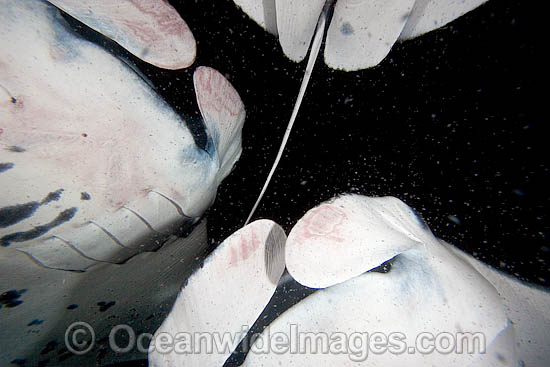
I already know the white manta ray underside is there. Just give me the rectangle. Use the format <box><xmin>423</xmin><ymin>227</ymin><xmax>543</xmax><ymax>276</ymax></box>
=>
<box><xmin>150</xmin><ymin>194</ymin><xmax>550</xmax><ymax>367</ymax></box>
<box><xmin>0</xmin><ymin>0</ymin><xmax>246</xmax><ymax>365</ymax></box>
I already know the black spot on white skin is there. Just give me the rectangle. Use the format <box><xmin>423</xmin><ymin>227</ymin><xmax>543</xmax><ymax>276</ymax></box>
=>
<box><xmin>0</xmin><ymin>202</ymin><xmax>40</xmax><ymax>228</ymax></box>
<box><xmin>1</xmin><ymin>82</ymin><xmax>17</xmax><ymax>104</ymax></box>
<box><xmin>41</xmin><ymin>189</ymin><xmax>64</xmax><ymax>204</ymax></box>
<box><xmin>66</xmin><ymin>304</ymin><xmax>78</xmax><ymax>310</ymax></box>
<box><xmin>10</xmin><ymin>359</ymin><xmax>25</xmax><ymax>366</ymax></box>
<box><xmin>368</xmin><ymin>256</ymin><xmax>396</xmax><ymax>274</ymax></box>
<box><xmin>80</xmin><ymin>192</ymin><xmax>91</xmax><ymax>200</ymax></box>
<box><xmin>27</xmin><ymin>319</ymin><xmax>44</xmax><ymax>326</ymax></box>
<box><xmin>1</xmin><ymin>207</ymin><xmax>77</xmax><ymax>246</ymax></box>
<box><xmin>0</xmin><ymin>289</ymin><xmax>27</xmax><ymax>309</ymax></box>
<box><xmin>0</xmin><ymin>162</ymin><xmax>14</xmax><ymax>173</ymax></box>
<box><xmin>6</xmin><ymin>146</ymin><xmax>25</xmax><ymax>153</ymax></box>
<box><xmin>97</xmin><ymin>301</ymin><xmax>116</xmax><ymax>312</ymax></box>
<box><xmin>0</xmin><ymin>189</ymin><xmax>64</xmax><ymax>229</ymax></box>
<box><xmin>40</xmin><ymin>340</ymin><xmax>58</xmax><ymax>355</ymax></box>
<box><xmin>340</xmin><ymin>22</ymin><xmax>354</xmax><ymax>35</ymax></box>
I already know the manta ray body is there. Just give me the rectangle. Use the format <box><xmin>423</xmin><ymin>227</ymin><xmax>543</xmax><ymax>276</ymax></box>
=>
<box><xmin>0</xmin><ymin>0</ymin><xmax>245</xmax><ymax>365</ymax></box>
<box><xmin>150</xmin><ymin>195</ymin><xmax>550</xmax><ymax>367</ymax></box>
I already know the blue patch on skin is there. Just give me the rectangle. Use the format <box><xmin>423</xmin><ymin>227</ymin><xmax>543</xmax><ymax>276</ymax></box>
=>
<box><xmin>0</xmin><ymin>289</ymin><xmax>27</xmax><ymax>309</ymax></box>
<box><xmin>340</xmin><ymin>22</ymin><xmax>354</xmax><ymax>36</ymax></box>
<box><xmin>49</xmin><ymin>7</ymin><xmax>83</xmax><ymax>62</ymax></box>
<box><xmin>27</xmin><ymin>319</ymin><xmax>44</xmax><ymax>326</ymax></box>
<box><xmin>410</xmin><ymin>207</ymin><xmax>429</xmax><ymax>230</ymax></box>
<box><xmin>184</xmin><ymin>115</ymin><xmax>209</xmax><ymax>152</ymax></box>
<box><xmin>0</xmin><ymin>162</ymin><xmax>14</xmax><ymax>173</ymax></box>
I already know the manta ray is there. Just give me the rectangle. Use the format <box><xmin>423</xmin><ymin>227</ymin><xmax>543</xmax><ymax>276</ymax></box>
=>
<box><xmin>230</xmin><ymin>0</ymin><xmax>492</xmax><ymax>224</ymax></box>
<box><xmin>0</xmin><ymin>0</ymin><xmax>245</xmax><ymax>365</ymax></box>
<box><xmin>149</xmin><ymin>194</ymin><xmax>550</xmax><ymax>366</ymax></box>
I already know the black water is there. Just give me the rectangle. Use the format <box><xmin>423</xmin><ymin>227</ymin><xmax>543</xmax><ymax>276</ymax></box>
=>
<box><xmin>46</xmin><ymin>0</ymin><xmax>547</xmax><ymax>365</ymax></box>
<box><xmin>160</xmin><ymin>0</ymin><xmax>546</xmax><ymax>286</ymax></box>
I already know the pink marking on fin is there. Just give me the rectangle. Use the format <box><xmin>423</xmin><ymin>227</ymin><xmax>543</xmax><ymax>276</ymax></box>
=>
<box><xmin>229</xmin><ymin>246</ymin><xmax>238</xmax><ymax>266</ymax></box>
<box><xmin>194</xmin><ymin>67</ymin><xmax>242</xmax><ymax>120</ymax></box>
<box><xmin>193</xmin><ymin>66</ymin><xmax>245</xmax><ymax>170</ymax></box>
<box><xmin>47</xmin><ymin>0</ymin><xmax>196</xmax><ymax>69</ymax></box>
<box><xmin>297</xmin><ymin>204</ymin><xmax>347</xmax><ymax>244</ymax></box>
<box><xmin>228</xmin><ymin>231</ymin><xmax>260</xmax><ymax>267</ymax></box>
<box><xmin>240</xmin><ymin>232</ymin><xmax>260</xmax><ymax>262</ymax></box>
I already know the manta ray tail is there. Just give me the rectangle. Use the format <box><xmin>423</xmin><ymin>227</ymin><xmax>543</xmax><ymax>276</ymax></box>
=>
<box><xmin>244</xmin><ymin>1</ymin><xmax>334</xmax><ymax>226</ymax></box>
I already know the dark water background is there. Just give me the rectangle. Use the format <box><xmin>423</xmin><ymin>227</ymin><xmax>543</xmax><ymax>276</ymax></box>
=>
<box><xmin>103</xmin><ymin>0</ymin><xmax>544</xmax><ymax>366</ymax></box>
<box><xmin>3</xmin><ymin>1</ymin><xmax>543</xmax><ymax>367</ymax></box>
<box><xmin>146</xmin><ymin>0</ymin><xmax>547</xmax><ymax>286</ymax></box>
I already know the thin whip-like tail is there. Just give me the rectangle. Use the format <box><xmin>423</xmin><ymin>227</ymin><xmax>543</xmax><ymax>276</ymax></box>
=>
<box><xmin>245</xmin><ymin>0</ymin><xmax>335</xmax><ymax>225</ymax></box>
